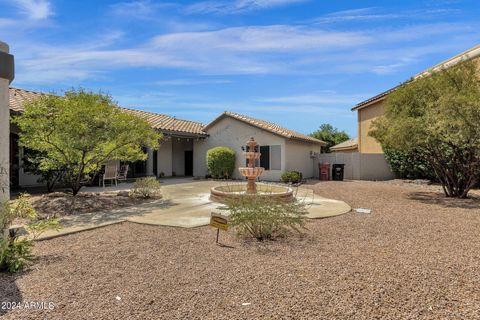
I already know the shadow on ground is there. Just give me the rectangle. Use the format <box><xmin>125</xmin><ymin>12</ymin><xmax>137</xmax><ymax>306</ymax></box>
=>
<box><xmin>31</xmin><ymin>193</ymin><xmax>162</xmax><ymax>217</ymax></box>
<box><xmin>407</xmin><ymin>191</ymin><xmax>480</xmax><ymax>209</ymax></box>
<box><xmin>56</xmin><ymin>199</ymin><xmax>176</xmax><ymax>228</ymax></box>
<box><xmin>0</xmin><ymin>274</ymin><xmax>22</xmax><ymax>316</ymax></box>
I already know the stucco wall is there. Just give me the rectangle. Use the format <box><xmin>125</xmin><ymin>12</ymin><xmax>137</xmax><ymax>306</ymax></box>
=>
<box><xmin>194</xmin><ymin>117</ymin><xmax>286</xmax><ymax>181</ymax></box>
<box><xmin>358</xmin><ymin>100</ymin><xmax>384</xmax><ymax>154</ymax></box>
<box><xmin>0</xmin><ymin>42</ymin><xmax>10</xmax><ymax>200</ymax></box>
<box><xmin>318</xmin><ymin>152</ymin><xmax>394</xmax><ymax>180</ymax></box>
<box><xmin>157</xmin><ymin>138</ymin><xmax>172</xmax><ymax>177</ymax></box>
<box><xmin>284</xmin><ymin>140</ymin><xmax>320</xmax><ymax>179</ymax></box>
<box><xmin>172</xmin><ymin>138</ymin><xmax>193</xmax><ymax>176</ymax></box>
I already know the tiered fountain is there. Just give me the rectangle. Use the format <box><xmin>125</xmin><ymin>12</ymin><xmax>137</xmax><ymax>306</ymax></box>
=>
<box><xmin>210</xmin><ymin>137</ymin><xmax>294</xmax><ymax>203</ymax></box>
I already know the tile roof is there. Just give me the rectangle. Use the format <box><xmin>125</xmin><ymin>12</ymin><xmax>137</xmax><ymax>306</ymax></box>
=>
<box><xmin>330</xmin><ymin>137</ymin><xmax>358</xmax><ymax>151</ymax></box>
<box><xmin>352</xmin><ymin>44</ymin><xmax>480</xmax><ymax>111</ymax></box>
<box><xmin>9</xmin><ymin>87</ymin><xmax>49</xmax><ymax>113</ymax></box>
<box><xmin>205</xmin><ymin>111</ymin><xmax>326</xmax><ymax>145</ymax></box>
<box><xmin>8</xmin><ymin>87</ymin><xmax>207</xmax><ymax>137</ymax></box>
<box><xmin>121</xmin><ymin>108</ymin><xmax>206</xmax><ymax>137</ymax></box>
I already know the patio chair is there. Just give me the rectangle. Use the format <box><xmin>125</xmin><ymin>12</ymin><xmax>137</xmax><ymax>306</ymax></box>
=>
<box><xmin>102</xmin><ymin>162</ymin><xmax>118</xmax><ymax>188</ymax></box>
<box><xmin>117</xmin><ymin>164</ymin><xmax>129</xmax><ymax>181</ymax></box>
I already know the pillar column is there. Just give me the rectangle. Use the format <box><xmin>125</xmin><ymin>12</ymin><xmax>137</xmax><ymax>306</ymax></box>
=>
<box><xmin>0</xmin><ymin>41</ymin><xmax>14</xmax><ymax>202</ymax></box>
<box><xmin>146</xmin><ymin>147</ymin><xmax>154</xmax><ymax>176</ymax></box>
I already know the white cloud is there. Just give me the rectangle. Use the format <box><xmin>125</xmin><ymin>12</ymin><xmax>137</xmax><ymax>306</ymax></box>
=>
<box><xmin>257</xmin><ymin>92</ymin><xmax>370</xmax><ymax>105</ymax></box>
<box><xmin>11</xmin><ymin>18</ymin><xmax>478</xmax><ymax>85</ymax></box>
<box><xmin>151</xmin><ymin>25</ymin><xmax>369</xmax><ymax>52</ymax></box>
<box><xmin>13</xmin><ymin>0</ymin><xmax>53</xmax><ymax>20</ymax></box>
<box><xmin>314</xmin><ymin>8</ymin><xmax>400</xmax><ymax>24</ymax></box>
<box><xmin>185</xmin><ymin>0</ymin><xmax>307</xmax><ymax>14</ymax></box>
<box><xmin>155</xmin><ymin>79</ymin><xmax>232</xmax><ymax>85</ymax></box>
<box><xmin>109</xmin><ymin>1</ymin><xmax>178</xmax><ymax>18</ymax></box>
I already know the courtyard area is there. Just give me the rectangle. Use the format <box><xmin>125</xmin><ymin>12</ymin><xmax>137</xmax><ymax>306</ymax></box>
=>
<box><xmin>1</xmin><ymin>180</ymin><xmax>480</xmax><ymax>319</ymax></box>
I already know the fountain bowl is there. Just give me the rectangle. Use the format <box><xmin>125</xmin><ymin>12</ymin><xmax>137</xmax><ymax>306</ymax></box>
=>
<box><xmin>210</xmin><ymin>183</ymin><xmax>294</xmax><ymax>203</ymax></box>
<box><xmin>238</xmin><ymin>167</ymin><xmax>264</xmax><ymax>178</ymax></box>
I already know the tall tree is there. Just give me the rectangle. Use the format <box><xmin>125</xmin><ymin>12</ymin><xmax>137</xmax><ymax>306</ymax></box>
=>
<box><xmin>370</xmin><ymin>59</ymin><xmax>480</xmax><ymax>198</ymax></box>
<box><xmin>310</xmin><ymin>124</ymin><xmax>350</xmax><ymax>153</ymax></box>
<box><xmin>13</xmin><ymin>89</ymin><xmax>161</xmax><ymax>195</ymax></box>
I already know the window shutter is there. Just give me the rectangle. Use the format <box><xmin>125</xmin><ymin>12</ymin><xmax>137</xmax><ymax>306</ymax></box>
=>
<box><xmin>260</xmin><ymin>146</ymin><xmax>270</xmax><ymax>170</ymax></box>
<box><xmin>270</xmin><ymin>145</ymin><xmax>281</xmax><ymax>170</ymax></box>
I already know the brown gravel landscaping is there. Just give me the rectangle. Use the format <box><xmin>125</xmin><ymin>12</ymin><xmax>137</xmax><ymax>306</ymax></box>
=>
<box><xmin>28</xmin><ymin>191</ymin><xmax>154</xmax><ymax>217</ymax></box>
<box><xmin>1</xmin><ymin>180</ymin><xmax>480</xmax><ymax>319</ymax></box>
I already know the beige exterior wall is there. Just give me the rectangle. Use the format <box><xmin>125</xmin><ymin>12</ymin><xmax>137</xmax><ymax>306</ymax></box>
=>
<box><xmin>318</xmin><ymin>152</ymin><xmax>394</xmax><ymax>180</ymax></box>
<box><xmin>172</xmin><ymin>138</ymin><xmax>193</xmax><ymax>176</ymax></box>
<box><xmin>284</xmin><ymin>140</ymin><xmax>321</xmax><ymax>179</ymax></box>
<box><xmin>357</xmin><ymin>100</ymin><xmax>384</xmax><ymax>154</ymax></box>
<box><xmin>0</xmin><ymin>42</ymin><xmax>10</xmax><ymax>200</ymax></box>
<box><xmin>157</xmin><ymin>138</ymin><xmax>172</xmax><ymax>177</ymax></box>
<box><xmin>194</xmin><ymin>117</ymin><xmax>286</xmax><ymax>181</ymax></box>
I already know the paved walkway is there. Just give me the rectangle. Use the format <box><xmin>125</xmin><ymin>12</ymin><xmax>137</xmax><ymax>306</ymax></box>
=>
<box><xmin>38</xmin><ymin>179</ymin><xmax>351</xmax><ymax>240</ymax></box>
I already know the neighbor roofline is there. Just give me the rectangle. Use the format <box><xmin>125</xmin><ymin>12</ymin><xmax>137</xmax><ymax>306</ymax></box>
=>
<box><xmin>330</xmin><ymin>145</ymin><xmax>358</xmax><ymax>151</ymax></box>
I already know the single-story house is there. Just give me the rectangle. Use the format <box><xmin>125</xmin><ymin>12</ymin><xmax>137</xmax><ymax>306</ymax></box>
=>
<box><xmin>194</xmin><ymin>111</ymin><xmax>324</xmax><ymax>181</ymax></box>
<box><xmin>8</xmin><ymin>87</ymin><xmax>325</xmax><ymax>188</ymax></box>
<box><xmin>325</xmin><ymin>44</ymin><xmax>480</xmax><ymax>180</ymax></box>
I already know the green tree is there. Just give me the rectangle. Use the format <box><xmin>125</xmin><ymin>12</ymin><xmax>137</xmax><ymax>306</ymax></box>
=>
<box><xmin>310</xmin><ymin>124</ymin><xmax>350</xmax><ymax>153</ymax></box>
<box><xmin>13</xmin><ymin>89</ymin><xmax>161</xmax><ymax>195</ymax></box>
<box><xmin>370</xmin><ymin>59</ymin><xmax>480</xmax><ymax>198</ymax></box>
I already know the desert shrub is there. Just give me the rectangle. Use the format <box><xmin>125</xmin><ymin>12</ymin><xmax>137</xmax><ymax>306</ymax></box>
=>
<box><xmin>281</xmin><ymin>171</ymin><xmax>303</xmax><ymax>184</ymax></box>
<box><xmin>207</xmin><ymin>147</ymin><xmax>236</xmax><ymax>179</ymax></box>
<box><xmin>221</xmin><ymin>196</ymin><xmax>307</xmax><ymax>241</ymax></box>
<box><xmin>130</xmin><ymin>177</ymin><xmax>161</xmax><ymax>198</ymax></box>
<box><xmin>383</xmin><ymin>148</ymin><xmax>436</xmax><ymax>180</ymax></box>
<box><xmin>370</xmin><ymin>60</ymin><xmax>480</xmax><ymax>198</ymax></box>
<box><xmin>0</xmin><ymin>194</ymin><xmax>60</xmax><ymax>273</ymax></box>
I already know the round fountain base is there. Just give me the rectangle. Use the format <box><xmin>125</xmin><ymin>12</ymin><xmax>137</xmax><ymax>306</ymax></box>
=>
<box><xmin>210</xmin><ymin>183</ymin><xmax>294</xmax><ymax>203</ymax></box>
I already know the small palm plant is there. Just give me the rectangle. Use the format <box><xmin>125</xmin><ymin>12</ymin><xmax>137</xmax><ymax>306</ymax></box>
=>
<box><xmin>221</xmin><ymin>196</ymin><xmax>308</xmax><ymax>241</ymax></box>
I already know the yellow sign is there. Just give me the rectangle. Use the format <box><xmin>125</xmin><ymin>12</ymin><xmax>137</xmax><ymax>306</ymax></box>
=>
<box><xmin>210</xmin><ymin>213</ymin><xmax>229</xmax><ymax>231</ymax></box>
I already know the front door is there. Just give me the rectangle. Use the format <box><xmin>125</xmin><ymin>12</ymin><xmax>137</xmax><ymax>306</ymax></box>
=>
<box><xmin>184</xmin><ymin>150</ymin><xmax>193</xmax><ymax>176</ymax></box>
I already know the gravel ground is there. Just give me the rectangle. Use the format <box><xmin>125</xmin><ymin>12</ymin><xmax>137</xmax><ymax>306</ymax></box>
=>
<box><xmin>29</xmin><ymin>192</ymin><xmax>154</xmax><ymax>217</ymax></box>
<box><xmin>1</xmin><ymin>180</ymin><xmax>480</xmax><ymax>319</ymax></box>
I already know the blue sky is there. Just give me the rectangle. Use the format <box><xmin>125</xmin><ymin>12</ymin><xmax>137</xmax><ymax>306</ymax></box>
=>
<box><xmin>1</xmin><ymin>0</ymin><xmax>479</xmax><ymax>136</ymax></box>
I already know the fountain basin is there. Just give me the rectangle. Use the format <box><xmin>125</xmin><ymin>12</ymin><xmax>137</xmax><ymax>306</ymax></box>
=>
<box><xmin>210</xmin><ymin>183</ymin><xmax>294</xmax><ymax>203</ymax></box>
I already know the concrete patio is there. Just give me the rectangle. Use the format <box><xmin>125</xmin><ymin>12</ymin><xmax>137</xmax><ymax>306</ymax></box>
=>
<box><xmin>37</xmin><ymin>178</ymin><xmax>351</xmax><ymax>239</ymax></box>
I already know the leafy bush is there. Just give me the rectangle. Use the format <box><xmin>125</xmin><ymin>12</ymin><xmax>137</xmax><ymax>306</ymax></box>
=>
<box><xmin>207</xmin><ymin>147</ymin><xmax>236</xmax><ymax>179</ymax></box>
<box><xmin>383</xmin><ymin>148</ymin><xmax>436</xmax><ymax>180</ymax></box>
<box><xmin>281</xmin><ymin>171</ymin><xmax>303</xmax><ymax>184</ymax></box>
<box><xmin>221</xmin><ymin>196</ymin><xmax>307</xmax><ymax>241</ymax></box>
<box><xmin>130</xmin><ymin>177</ymin><xmax>161</xmax><ymax>198</ymax></box>
<box><xmin>0</xmin><ymin>194</ymin><xmax>60</xmax><ymax>273</ymax></box>
<box><xmin>2</xmin><ymin>239</ymin><xmax>33</xmax><ymax>273</ymax></box>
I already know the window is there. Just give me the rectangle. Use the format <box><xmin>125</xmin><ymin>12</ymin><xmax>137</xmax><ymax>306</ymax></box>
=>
<box><xmin>258</xmin><ymin>145</ymin><xmax>281</xmax><ymax>171</ymax></box>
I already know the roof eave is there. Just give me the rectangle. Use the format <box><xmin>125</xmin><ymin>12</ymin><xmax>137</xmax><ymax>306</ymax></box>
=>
<box><xmin>351</xmin><ymin>95</ymin><xmax>387</xmax><ymax>111</ymax></box>
<box><xmin>331</xmin><ymin>145</ymin><xmax>358</xmax><ymax>151</ymax></box>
